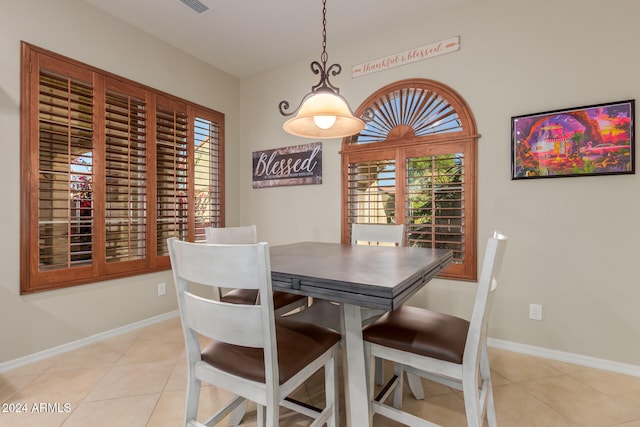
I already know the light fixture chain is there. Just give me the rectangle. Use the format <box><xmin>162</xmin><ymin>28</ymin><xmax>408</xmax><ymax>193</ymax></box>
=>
<box><xmin>279</xmin><ymin>0</ymin><xmax>369</xmax><ymax>138</ymax></box>
<box><xmin>321</xmin><ymin>0</ymin><xmax>328</xmax><ymax>66</ymax></box>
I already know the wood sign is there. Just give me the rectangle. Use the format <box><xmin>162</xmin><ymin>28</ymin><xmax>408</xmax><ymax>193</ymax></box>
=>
<box><xmin>352</xmin><ymin>36</ymin><xmax>460</xmax><ymax>78</ymax></box>
<box><xmin>252</xmin><ymin>142</ymin><xmax>322</xmax><ymax>188</ymax></box>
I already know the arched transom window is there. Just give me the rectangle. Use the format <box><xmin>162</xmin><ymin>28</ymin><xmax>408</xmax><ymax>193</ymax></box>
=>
<box><xmin>341</xmin><ymin>79</ymin><xmax>478</xmax><ymax>280</ymax></box>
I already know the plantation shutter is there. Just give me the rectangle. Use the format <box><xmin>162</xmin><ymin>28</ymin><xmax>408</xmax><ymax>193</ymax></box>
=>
<box><xmin>36</xmin><ymin>62</ymin><xmax>95</xmax><ymax>287</ymax></box>
<box><xmin>193</xmin><ymin>112</ymin><xmax>223</xmax><ymax>243</ymax></box>
<box><xmin>104</xmin><ymin>80</ymin><xmax>148</xmax><ymax>270</ymax></box>
<box><xmin>346</xmin><ymin>156</ymin><xmax>398</xmax><ymax>242</ymax></box>
<box><xmin>21</xmin><ymin>43</ymin><xmax>225</xmax><ymax>293</ymax></box>
<box><xmin>345</xmin><ymin>150</ymin><xmax>467</xmax><ymax>265</ymax></box>
<box><xmin>155</xmin><ymin>100</ymin><xmax>189</xmax><ymax>257</ymax></box>
<box><xmin>405</xmin><ymin>152</ymin><xmax>465</xmax><ymax>264</ymax></box>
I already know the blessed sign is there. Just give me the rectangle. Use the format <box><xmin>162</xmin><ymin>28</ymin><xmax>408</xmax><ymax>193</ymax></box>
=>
<box><xmin>252</xmin><ymin>142</ymin><xmax>322</xmax><ymax>188</ymax></box>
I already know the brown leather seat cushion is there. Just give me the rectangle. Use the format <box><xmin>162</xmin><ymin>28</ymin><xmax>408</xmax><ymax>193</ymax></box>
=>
<box><xmin>363</xmin><ymin>306</ymin><xmax>469</xmax><ymax>364</ymax></box>
<box><xmin>201</xmin><ymin>318</ymin><xmax>340</xmax><ymax>384</ymax></box>
<box><xmin>221</xmin><ymin>289</ymin><xmax>306</xmax><ymax>310</ymax></box>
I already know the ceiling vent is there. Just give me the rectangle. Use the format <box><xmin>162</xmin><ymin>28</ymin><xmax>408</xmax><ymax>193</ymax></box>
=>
<box><xmin>179</xmin><ymin>0</ymin><xmax>211</xmax><ymax>15</ymax></box>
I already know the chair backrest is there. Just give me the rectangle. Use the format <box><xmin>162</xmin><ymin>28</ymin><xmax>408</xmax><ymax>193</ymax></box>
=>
<box><xmin>463</xmin><ymin>231</ymin><xmax>508</xmax><ymax>364</ymax></box>
<box><xmin>205</xmin><ymin>225</ymin><xmax>258</xmax><ymax>244</ymax></box>
<box><xmin>167</xmin><ymin>237</ymin><xmax>279</xmax><ymax>384</ymax></box>
<box><xmin>204</xmin><ymin>225</ymin><xmax>259</xmax><ymax>301</ymax></box>
<box><xmin>351</xmin><ymin>223</ymin><xmax>405</xmax><ymax>246</ymax></box>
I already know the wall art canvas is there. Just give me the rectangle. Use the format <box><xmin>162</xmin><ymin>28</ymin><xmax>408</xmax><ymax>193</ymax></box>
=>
<box><xmin>511</xmin><ymin>100</ymin><xmax>634</xmax><ymax>179</ymax></box>
<box><xmin>252</xmin><ymin>142</ymin><xmax>322</xmax><ymax>188</ymax></box>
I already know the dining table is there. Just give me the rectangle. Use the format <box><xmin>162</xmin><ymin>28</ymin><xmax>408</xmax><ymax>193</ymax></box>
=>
<box><xmin>269</xmin><ymin>241</ymin><xmax>453</xmax><ymax>427</ymax></box>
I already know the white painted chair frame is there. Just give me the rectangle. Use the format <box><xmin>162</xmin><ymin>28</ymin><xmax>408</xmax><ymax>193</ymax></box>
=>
<box><xmin>204</xmin><ymin>224</ymin><xmax>258</xmax><ymax>245</ymax></box>
<box><xmin>204</xmin><ymin>225</ymin><xmax>258</xmax><ymax>303</ymax></box>
<box><xmin>204</xmin><ymin>225</ymin><xmax>308</xmax><ymax>317</ymax></box>
<box><xmin>205</xmin><ymin>225</ymin><xmax>310</xmax><ymax>426</ymax></box>
<box><xmin>350</xmin><ymin>223</ymin><xmax>405</xmax><ymax>247</ymax></box>
<box><xmin>168</xmin><ymin>238</ymin><xmax>338</xmax><ymax>427</ymax></box>
<box><xmin>364</xmin><ymin>231</ymin><xmax>508</xmax><ymax>427</ymax></box>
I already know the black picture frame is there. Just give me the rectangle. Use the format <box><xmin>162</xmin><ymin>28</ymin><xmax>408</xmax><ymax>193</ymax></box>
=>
<box><xmin>511</xmin><ymin>100</ymin><xmax>635</xmax><ymax>179</ymax></box>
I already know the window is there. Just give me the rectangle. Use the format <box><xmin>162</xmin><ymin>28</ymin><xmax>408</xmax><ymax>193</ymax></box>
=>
<box><xmin>20</xmin><ymin>43</ymin><xmax>224</xmax><ymax>293</ymax></box>
<box><xmin>341</xmin><ymin>79</ymin><xmax>478</xmax><ymax>280</ymax></box>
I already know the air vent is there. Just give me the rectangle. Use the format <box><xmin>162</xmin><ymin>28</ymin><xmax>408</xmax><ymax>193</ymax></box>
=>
<box><xmin>180</xmin><ymin>0</ymin><xmax>210</xmax><ymax>14</ymax></box>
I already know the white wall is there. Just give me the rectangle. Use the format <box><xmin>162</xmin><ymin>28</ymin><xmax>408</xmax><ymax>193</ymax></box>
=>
<box><xmin>0</xmin><ymin>0</ymin><xmax>241</xmax><ymax>363</ymax></box>
<box><xmin>240</xmin><ymin>0</ymin><xmax>640</xmax><ymax>366</ymax></box>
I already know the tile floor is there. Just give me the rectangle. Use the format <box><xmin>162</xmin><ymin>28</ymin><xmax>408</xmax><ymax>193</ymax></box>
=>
<box><xmin>1</xmin><ymin>316</ymin><xmax>640</xmax><ymax>426</ymax></box>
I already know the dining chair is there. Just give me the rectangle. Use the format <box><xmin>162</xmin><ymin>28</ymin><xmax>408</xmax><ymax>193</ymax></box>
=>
<box><xmin>205</xmin><ymin>225</ymin><xmax>308</xmax><ymax>316</ymax></box>
<box><xmin>351</xmin><ymin>223</ymin><xmax>405</xmax><ymax>246</ymax></box>
<box><xmin>206</xmin><ymin>225</ymin><xmax>310</xmax><ymax>426</ymax></box>
<box><xmin>362</xmin><ymin>231</ymin><xmax>508</xmax><ymax>427</ymax></box>
<box><xmin>167</xmin><ymin>237</ymin><xmax>340</xmax><ymax>427</ymax></box>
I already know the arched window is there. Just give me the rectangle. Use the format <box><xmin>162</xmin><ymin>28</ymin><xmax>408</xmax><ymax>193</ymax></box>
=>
<box><xmin>341</xmin><ymin>79</ymin><xmax>478</xmax><ymax>280</ymax></box>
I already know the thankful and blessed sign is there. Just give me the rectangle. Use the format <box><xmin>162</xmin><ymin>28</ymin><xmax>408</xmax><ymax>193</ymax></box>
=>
<box><xmin>352</xmin><ymin>36</ymin><xmax>460</xmax><ymax>78</ymax></box>
<box><xmin>252</xmin><ymin>142</ymin><xmax>322</xmax><ymax>188</ymax></box>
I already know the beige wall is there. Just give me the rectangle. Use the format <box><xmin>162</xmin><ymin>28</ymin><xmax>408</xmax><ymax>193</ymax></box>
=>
<box><xmin>0</xmin><ymin>0</ymin><xmax>241</xmax><ymax>363</ymax></box>
<box><xmin>2</xmin><ymin>0</ymin><xmax>639</xmax><ymax>369</ymax></box>
<box><xmin>240</xmin><ymin>0</ymin><xmax>640</xmax><ymax>366</ymax></box>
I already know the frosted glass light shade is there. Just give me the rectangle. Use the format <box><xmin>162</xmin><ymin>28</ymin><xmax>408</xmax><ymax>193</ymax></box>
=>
<box><xmin>283</xmin><ymin>91</ymin><xmax>365</xmax><ymax>139</ymax></box>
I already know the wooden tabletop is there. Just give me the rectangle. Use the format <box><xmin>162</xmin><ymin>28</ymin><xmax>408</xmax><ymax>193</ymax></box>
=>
<box><xmin>269</xmin><ymin>242</ymin><xmax>453</xmax><ymax>311</ymax></box>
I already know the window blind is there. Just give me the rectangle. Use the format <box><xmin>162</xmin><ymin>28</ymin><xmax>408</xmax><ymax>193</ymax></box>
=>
<box><xmin>193</xmin><ymin>116</ymin><xmax>221</xmax><ymax>243</ymax></box>
<box><xmin>21</xmin><ymin>42</ymin><xmax>224</xmax><ymax>293</ymax></box>
<box><xmin>346</xmin><ymin>159</ymin><xmax>397</xmax><ymax>240</ymax></box>
<box><xmin>105</xmin><ymin>86</ymin><xmax>147</xmax><ymax>263</ymax></box>
<box><xmin>155</xmin><ymin>105</ymin><xmax>189</xmax><ymax>257</ymax></box>
<box><xmin>406</xmin><ymin>153</ymin><xmax>465</xmax><ymax>263</ymax></box>
<box><xmin>38</xmin><ymin>69</ymin><xmax>94</xmax><ymax>271</ymax></box>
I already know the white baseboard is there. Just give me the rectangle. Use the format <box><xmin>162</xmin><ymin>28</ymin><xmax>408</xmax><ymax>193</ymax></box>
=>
<box><xmin>488</xmin><ymin>337</ymin><xmax>640</xmax><ymax>378</ymax></box>
<box><xmin>0</xmin><ymin>310</ymin><xmax>179</xmax><ymax>373</ymax></box>
<box><xmin>2</xmin><ymin>313</ymin><xmax>639</xmax><ymax>379</ymax></box>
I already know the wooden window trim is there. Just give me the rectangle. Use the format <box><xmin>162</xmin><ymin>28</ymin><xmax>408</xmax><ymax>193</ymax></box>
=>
<box><xmin>20</xmin><ymin>42</ymin><xmax>225</xmax><ymax>293</ymax></box>
<box><xmin>341</xmin><ymin>78</ymin><xmax>478</xmax><ymax>281</ymax></box>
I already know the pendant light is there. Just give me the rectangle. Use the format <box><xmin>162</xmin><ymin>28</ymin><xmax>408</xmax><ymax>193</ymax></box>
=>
<box><xmin>278</xmin><ymin>0</ymin><xmax>365</xmax><ymax>139</ymax></box>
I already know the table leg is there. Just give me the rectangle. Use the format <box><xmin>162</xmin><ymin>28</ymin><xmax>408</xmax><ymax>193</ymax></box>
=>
<box><xmin>341</xmin><ymin>303</ymin><xmax>371</xmax><ymax>427</ymax></box>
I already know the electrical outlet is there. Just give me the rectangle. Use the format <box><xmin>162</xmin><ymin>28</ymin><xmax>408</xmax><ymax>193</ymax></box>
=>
<box><xmin>157</xmin><ymin>282</ymin><xmax>167</xmax><ymax>296</ymax></box>
<box><xmin>529</xmin><ymin>303</ymin><xmax>542</xmax><ymax>320</ymax></box>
